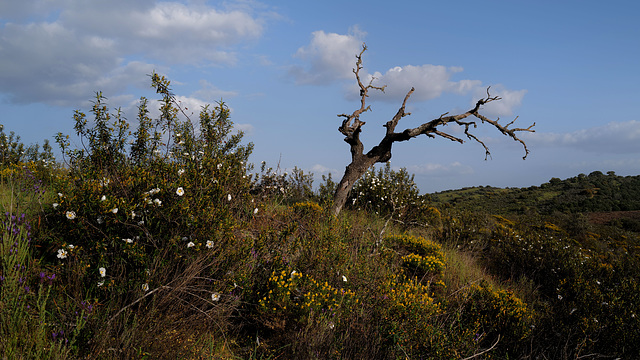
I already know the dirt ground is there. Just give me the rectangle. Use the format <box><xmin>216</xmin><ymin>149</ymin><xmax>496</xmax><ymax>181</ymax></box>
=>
<box><xmin>588</xmin><ymin>210</ymin><xmax>640</xmax><ymax>225</ymax></box>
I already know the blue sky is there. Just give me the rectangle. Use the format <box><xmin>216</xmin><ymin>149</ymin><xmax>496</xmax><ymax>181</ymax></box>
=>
<box><xmin>1</xmin><ymin>0</ymin><xmax>639</xmax><ymax>193</ymax></box>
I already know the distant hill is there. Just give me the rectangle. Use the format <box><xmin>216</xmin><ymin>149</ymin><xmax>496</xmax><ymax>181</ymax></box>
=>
<box><xmin>430</xmin><ymin>171</ymin><xmax>640</xmax><ymax>216</ymax></box>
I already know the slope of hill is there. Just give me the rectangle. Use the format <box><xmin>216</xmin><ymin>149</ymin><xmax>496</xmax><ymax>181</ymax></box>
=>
<box><xmin>431</xmin><ymin>171</ymin><xmax>640</xmax><ymax>217</ymax></box>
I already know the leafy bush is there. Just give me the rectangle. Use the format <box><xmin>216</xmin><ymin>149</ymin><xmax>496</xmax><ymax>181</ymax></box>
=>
<box><xmin>461</xmin><ymin>280</ymin><xmax>535</xmax><ymax>356</ymax></box>
<box><xmin>39</xmin><ymin>73</ymin><xmax>255</xmax><ymax>357</ymax></box>
<box><xmin>347</xmin><ymin>163</ymin><xmax>432</xmax><ymax>226</ymax></box>
<box><xmin>252</xmin><ymin>163</ymin><xmax>315</xmax><ymax>204</ymax></box>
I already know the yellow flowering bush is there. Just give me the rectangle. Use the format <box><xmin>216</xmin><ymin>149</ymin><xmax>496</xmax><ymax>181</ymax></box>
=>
<box><xmin>462</xmin><ymin>281</ymin><xmax>535</xmax><ymax>353</ymax></box>
<box><xmin>381</xmin><ymin>274</ymin><xmax>443</xmax><ymax>356</ymax></box>
<box><xmin>290</xmin><ymin>201</ymin><xmax>323</xmax><ymax>217</ymax></box>
<box><xmin>257</xmin><ymin>268</ymin><xmax>356</xmax><ymax>323</ymax></box>
<box><xmin>386</xmin><ymin>234</ymin><xmax>446</xmax><ymax>276</ymax></box>
<box><xmin>401</xmin><ymin>253</ymin><xmax>445</xmax><ymax>275</ymax></box>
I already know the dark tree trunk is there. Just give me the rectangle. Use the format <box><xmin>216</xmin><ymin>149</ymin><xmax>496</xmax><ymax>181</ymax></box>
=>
<box><xmin>331</xmin><ymin>155</ymin><xmax>378</xmax><ymax>216</ymax></box>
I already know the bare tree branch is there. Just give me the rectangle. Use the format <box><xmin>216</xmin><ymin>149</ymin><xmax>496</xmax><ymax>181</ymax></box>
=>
<box><xmin>337</xmin><ymin>44</ymin><xmax>386</xmax><ymax>159</ymax></box>
<box><xmin>331</xmin><ymin>44</ymin><xmax>535</xmax><ymax>216</ymax></box>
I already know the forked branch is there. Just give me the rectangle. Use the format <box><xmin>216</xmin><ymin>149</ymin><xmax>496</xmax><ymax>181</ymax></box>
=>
<box><xmin>331</xmin><ymin>44</ymin><xmax>535</xmax><ymax>216</ymax></box>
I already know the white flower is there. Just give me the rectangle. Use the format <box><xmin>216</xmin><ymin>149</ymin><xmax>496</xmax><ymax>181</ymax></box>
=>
<box><xmin>254</xmin><ymin>208</ymin><xmax>259</xmax><ymax>215</ymax></box>
<box><xmin>52</xmin><ymin>202</ymin><xmax>59</xmax><ymax>209</ymax></box>
<box><xmin>211</xmin><ymin>292</ymin><xmax>221</xmax><ymax>301</ymax></box>
<box><xmin>56</xmin><ymin>249</ymin><xmax>68</xmax><ymax>259</ymax></box>
<box><xmin>187</xmin><ymin>242</ymin><xmax>195</xmax><ymax>248</ymax></box>
<box><xmin>97</xmin><ymin>216</ymin><xmax>104</xmax><ymax>224</ymax></box>
<box><xmin>153</xmin><ymin>199</ymin><xmax>162</xmax><ymax>206</ymax></box>
<box><xmin>131</xmin><ymin>211</ymin><xmax>136</xmax><ymax>219</ymax></box>
<box><xmin>142</xmin><ymin>283</ymin><xmax>149</xmax><ymax>292</ymax></box>
<box><xmin>65</xmin><ymin>211</ymin><xmax>76</xmax><ymax>220</ymax></box>
<box><xmin>217</xmin><ymin>163</ymin><xmax>222</xmax><ymax>170</ymax></box>
<box><xmin>176</xmin><ymin>187</ymin><xmax>185</xmax><ymax>196</ymax></box>
<box><xmin>137</xmin><ymin>220</ymin><xmax>144</xmax><ymax>226</ymax></box>
<box><xmin>342</xmin><ymin>275</ymin><xmax>348</xmax><ymax>282</ymax></box>
<box><xmin>58</xmin><ymin>192</ymin><xmax>63</xmax><ymax>197</ymax></box>
<box><xmin>206</xmin><ymin>240</ymin><xmax>214</xmax><ymax>248</ymax></box>
<box><xmin>123</xmin><ymin>238</ymin><xmax>133</xmax><ymax>244</ymax></box>
<box><xmin>100</xmin><ymin>195</ymin><xmax>106</xmax><ymax>201</ymax></box>
<box><xmin>227</xmin><ymin>194</ymin><xmax>232</xmax><ymax>202</ymax></box>
<box><xmin>68</xmin><ymin>244</ymin><xmax>74</xmax><ymax>249</ymax></box>
<box><xmin>97</xmin><ymin>281</ymin><xmax>104</xmax><ymax>287</ymax></box>
<box><xmin>99</xmin><ymin>267</ymin><xmax>106</xmax><ymax>277</ymax></box>
<box><xmin>111</xmin><ymin>208</ymin><xmax>118</xmax><ymax>214</ymax></box>
<box><xmin>290</xmin><ymin>270</ymin><xmax>298</xmax><ymax>278</ymax></box>
<box><xmin>178</xmin><ymin>169</ymin><xmax>185</xmax><ymax>176</ymax></box>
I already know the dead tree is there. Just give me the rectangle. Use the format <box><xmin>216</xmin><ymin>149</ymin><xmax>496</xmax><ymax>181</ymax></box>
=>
<box><xmin>332</xmin><ymin>45</ymin><xmax>535</xmax><ymax>216</ymax></box>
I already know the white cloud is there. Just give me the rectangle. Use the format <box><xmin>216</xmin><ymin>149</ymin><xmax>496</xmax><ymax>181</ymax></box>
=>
<box><xmin>290</xmin><ymin>29</ymin><xmax>526</xmax><ymax>113</ymax></box>
<box><xmin>407</xmin><ymin>162</ymin><xmax>474</xmax><ymax>177</ymax></box>
<box><xmin>289</xmin><ymin>27</ymin><xmax>365</xmax><ymax>85</ymax></box>
<box><xmin>352</xmin><ymin>65</ymin><xmax>482</xmax><ymax>103</ymax></box>
<box><xmin>0</xmin><ymin>1</ymin><xmax>265</xmax><ymax>105</ymax></box>
<box><xmin>310</xmin><ymin>164</ymin><xmax>337</xmax><ymax>174</ymax></box>
<box><xmin>524</xmin><ymin>120</ymin><xmax>640</xmax><ymax>154</ymax></box>
<box><xmin>471</xmin><ymin>85</ymin><xmax>527</xmax><ymax>117</ymax></box>
<box><xmin>191</xmin><ymin>80</ymin><xmax>239</xmax><ymax>102</ymax></box>
<box><xmin>234</xmin><ymin>123</ymin><xmax>255</xmax><ymax>135</ymax></box>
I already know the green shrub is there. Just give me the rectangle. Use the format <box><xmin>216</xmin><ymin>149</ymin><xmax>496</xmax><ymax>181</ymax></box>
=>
<box><xmin>39</xmin><ymin>73</ymin><xmax>255</xmax><ymax>356</ymax></box>
<box><xmin>347</xmin><ymin>163</ymin><xmax>432</xmax><ymax>226</ymax></box>
<box><xmin>461</xmin><ymin>280</ymin><xmax>535</xmax><ymax>356</ymax></box>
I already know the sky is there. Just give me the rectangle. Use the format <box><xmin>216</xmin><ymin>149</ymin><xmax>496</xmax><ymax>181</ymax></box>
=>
<box><xmin>1</xmin><ymin>0</ymin><xmax>639</xmax><ymax>193</ymax></box>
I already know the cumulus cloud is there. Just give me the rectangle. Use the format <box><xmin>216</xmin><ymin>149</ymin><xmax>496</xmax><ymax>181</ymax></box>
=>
<box><xmin>348</xmin><ymin>65</ymin><xmax>482</xmax><ymax>103</ymax></box>
<box><xmin>525</xmin><ymin>120</ymin><xmax>640</xmax><ymax>154</ymax></box>
<box><xmin>471</xmin><ymin>85</ymin><xmax>527</xmax><ymax>117</ymax></box>
<box><xmin>290</xmin><ymin>28</ymin><xmax>526</xmax><ymax>115</ymax></box>
<box><xmin>0</xmin><ymin>1</ymin><xmax>264</xmax><ymax>105</ymax></box>
<box><xmin>289</xmin><ymin>27</ymin><xmax>365</xmax><ymax>85</ymax></box>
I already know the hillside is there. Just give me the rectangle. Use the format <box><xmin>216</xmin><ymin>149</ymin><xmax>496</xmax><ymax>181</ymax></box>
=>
<box><xmin>431</xmin><ymin>171</ymin><xmax>640</xmax><ymax>217</ymax></box>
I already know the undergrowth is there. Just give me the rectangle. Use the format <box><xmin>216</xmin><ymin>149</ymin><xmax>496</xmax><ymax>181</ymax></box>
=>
<box><xmin>1</xmin><ymin>74</ymin><xmax>638</xmax><ymax>359</ymax></box>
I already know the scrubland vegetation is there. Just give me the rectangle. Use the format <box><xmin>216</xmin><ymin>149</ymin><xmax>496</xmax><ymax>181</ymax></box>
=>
<box><xmin>1</xmin><ymin>75</ymin><xmax>639</xmax><ymax>359</ymax></box>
